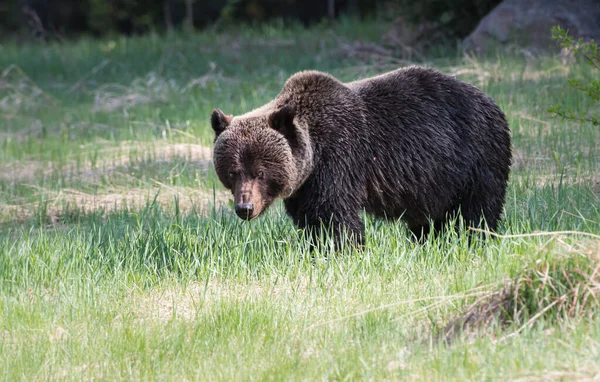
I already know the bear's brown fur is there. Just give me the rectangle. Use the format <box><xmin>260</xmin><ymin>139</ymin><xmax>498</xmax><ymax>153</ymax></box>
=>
<box><xmin>211</xmin><ymin>66</ymin><xmax>512</xmax><ymax>248</ymax></box>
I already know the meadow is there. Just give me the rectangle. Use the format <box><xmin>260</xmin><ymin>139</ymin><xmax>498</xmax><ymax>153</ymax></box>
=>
<box><xmin>1</xmin><ymin>18</ymin><xmax>599</xmax><ymax>380</ymax></box>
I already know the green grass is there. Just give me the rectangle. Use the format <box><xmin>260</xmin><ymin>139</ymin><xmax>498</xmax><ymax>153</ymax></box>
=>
<box><xmin>1</xmin><ymin>17</ymin><xmax>600</xmax><ymax>380</ymax></box>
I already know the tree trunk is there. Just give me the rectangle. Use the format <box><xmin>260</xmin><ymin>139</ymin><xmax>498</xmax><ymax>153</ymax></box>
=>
<box><xmin>164</xmin><ymin>0</ymin><xmax>173</xmax><ymax>33</ymax></box>
<box><xmin>328</xmin><ymin>0</ymin><xmax>335</xmax><ymax>26</ymax></box>
<box><xmin>184</xmin><ymin>0</ymin><xmax>194</xmax><ymax>31</ymax></box>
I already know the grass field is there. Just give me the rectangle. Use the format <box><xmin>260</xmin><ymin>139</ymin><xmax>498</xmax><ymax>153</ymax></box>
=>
<box><xmin>1</xmin><ymin>18</ymin><xmax>599</xmax><ymax>380</ymax></box>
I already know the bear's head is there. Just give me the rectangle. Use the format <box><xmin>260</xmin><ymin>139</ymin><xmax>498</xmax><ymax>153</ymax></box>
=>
<box><xmin>211</xmin><ymin>104</ymin><xmax>313</xmax><ymax>221</ymax></box>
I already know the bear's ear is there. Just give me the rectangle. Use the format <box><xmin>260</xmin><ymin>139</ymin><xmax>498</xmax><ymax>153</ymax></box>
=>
<box><xmin>211</xmin><ymin>109</ymin><xmax>233</xmax><ymax>137</ymax></box>
<box><xmin>268</xmin><ymin>104</ymin><xmax>296</xmax><ymax>140</ymax></box>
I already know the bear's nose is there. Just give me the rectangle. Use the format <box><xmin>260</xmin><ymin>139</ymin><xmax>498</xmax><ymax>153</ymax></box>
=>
<box><xmin>235</xmin><ymin>203</ymin><xmax>254</xmax><ymax>220</ymax></box>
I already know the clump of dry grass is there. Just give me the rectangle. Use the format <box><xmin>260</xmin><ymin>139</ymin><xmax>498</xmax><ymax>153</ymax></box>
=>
<box><xmin>443</xmin><ymin>238</ymin><xmax>600</xmax><ymax>344</ymax></box>
<box><xmin>330</xmin><ymin>37</ymin><xmax>417</xmax><ymax>67</ymax></box>
<box><xmin>0</xmin><ymin>65</ymin><xmax>57</xmax><ymax>114</ymax></box>
<box><xmin>92</xmin><ymin>73</ymin><xmax>173</xmax><ymax>113</ymax></box>
<box><xmin>180</xmin><ymin>63</ymin><xmax>238</xmax><ymax>93</ymax></box>
<box><xmin>447</xmin><ymin>55</ymin><xmax>571</xmax><ymax>90</ymax></box>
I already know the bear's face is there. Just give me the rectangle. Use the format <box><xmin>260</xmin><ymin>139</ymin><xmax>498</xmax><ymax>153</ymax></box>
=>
<box><xmin>211</xmin><ymin>105</ymin><xmax>305</xmax><ymax>221</ymax></box>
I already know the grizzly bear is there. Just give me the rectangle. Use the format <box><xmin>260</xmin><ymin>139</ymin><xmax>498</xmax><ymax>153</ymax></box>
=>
<box><xmin>211</xmin><ymin>66</ymin><xmax>512</xmax><ymax>248</ymax></box>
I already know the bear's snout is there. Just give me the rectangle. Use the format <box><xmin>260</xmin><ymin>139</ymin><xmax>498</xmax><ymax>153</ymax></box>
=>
<box><xmin>233</xmin><ymin>179</ymin><xmax>266</xmax><ymax>220</ymax></box>
<box><xmin>235</xmin><ymin>203</ymin><xmax>254</xmax><ymax>220</ymax></box>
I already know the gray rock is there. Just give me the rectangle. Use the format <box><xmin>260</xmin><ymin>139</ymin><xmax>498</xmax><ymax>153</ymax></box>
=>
<box><xmin>464</xmin><ymin>0</ymin><xmax>600</xmax><ymax>52</ymax></box>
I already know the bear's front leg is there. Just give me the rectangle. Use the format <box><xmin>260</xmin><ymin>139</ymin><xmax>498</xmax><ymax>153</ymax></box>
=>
<box><xmin>285</xmin><ymin>197</ymin><xmax>364</xmax><ymax>251</ymax></box>
<box><xmin>304</xmin><ymin>213</ymin><xmax>364</xmax><ymax>252</ymax></box>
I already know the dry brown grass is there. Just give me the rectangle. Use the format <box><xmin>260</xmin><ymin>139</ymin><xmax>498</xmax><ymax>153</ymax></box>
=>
<box><xmin>0</xmin><ymin>185</ymin><xmax>230</xmax><ymax>225</ymax></box>
<box><xmin>510</xmin><ymin>172</ymin><xmax>600</xmax><ymax>194</ymax></box>
<box><xmin>448</xmin><ymin>57</ymin><xmax>571</xmax><ymax>89</ymax></box>
<box><xmin>0</xmin><ymin>64</ymin><xmax>58</xmax><ymax>115</ymax></box>
<box><xmin>511</xmin><ymin>147</ymin><xmax>552</xmax><ymax>171</ymax></box>
<box><xmin>0</xmin><ymin>141</ymin><xmax>224</xmax><ymax>223</ymax></box>
<box><xmin>442</xmin><ymin>238</ymin><xmax>600</xmax><ymax>344</ymax></box>
<box><xmin>0</xmin><ymin>142</ymin><xmax>212</xmax><ymax>183</ymax></box>
<box><xmin>133</xmin><ymin>277</ymin><xmax>311</xmax><ymax>323</ymax></box>
<box><xmin>91</xmin><ymin>73</ymin><xmax>171</xmax><ymax>113</ymax></box>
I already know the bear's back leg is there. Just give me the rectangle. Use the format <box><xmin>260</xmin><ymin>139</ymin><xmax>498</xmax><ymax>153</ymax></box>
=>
<box><xmin>456</xmin><ymin>175</ymin><xmax>508</xmax><ymax>232</ymax></box>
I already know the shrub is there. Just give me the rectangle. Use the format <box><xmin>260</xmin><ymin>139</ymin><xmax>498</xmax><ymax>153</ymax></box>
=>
<box><xmin>548</xmin><ymin>26</ymin><xmax>600</xmax><ymax>127</ymax></box>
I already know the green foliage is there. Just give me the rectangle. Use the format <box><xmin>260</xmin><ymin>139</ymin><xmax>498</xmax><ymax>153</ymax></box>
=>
<box><xmin>548</xmin><ymin>26</ymin><xmax>600</xmax><ymax>126</ymax></box>
<box><xmin>87</xmin><ymin>0</ymin><xmax>163</xmax><ymax>35</ymax></box>
<box><xmin>219</xmin><ymin>0</ymin><xmax>244</xmax><ymax>22</ymax></box>
<box><xmin>0</xmin><ymin>0</ymin><xmax>22</xmax><ymax>34</ymax></box>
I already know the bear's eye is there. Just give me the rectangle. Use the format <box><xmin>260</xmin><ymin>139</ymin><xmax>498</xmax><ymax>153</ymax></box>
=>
<box><xmin>257</xmin><ymin>170</ymin><xmax>264</xmax><ymax>180</ymax></box>
<box><xmin>228</xmin><ymin>171</ymin><xmax>236</xmax><ymax>180</ymax></box>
